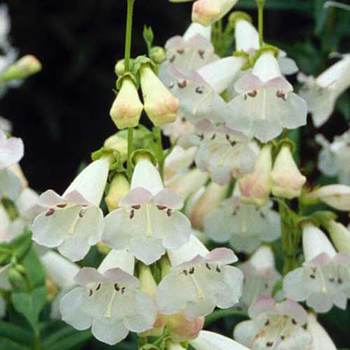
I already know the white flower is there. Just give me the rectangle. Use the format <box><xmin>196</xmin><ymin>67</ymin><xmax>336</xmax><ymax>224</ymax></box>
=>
<box><xmin>327</xmin><ymin>220</ymin><xmax>350</xmax><ymax>254</ymax></box>
<box><xmin>227</xmin><ymin>51</ymin><xmax>307</xmax><ymax>142</ymax></box>
<box><xmin>307</xmin><ymin>313</ymin><xmax>337</xmax><ymax>350</ymax></box>
<box><xmin>283</xmin><ymin>224</ymin><xmax>350</xmax><ymax>313</ymax></box>
<box><xmin>271</xmin><ymin>144</ymin><xmax>306</xmax><ymax>199</ymax></box>
<box><xmin>234</xmin><ymin>297</ymin><xmax>312</xmax><ymax>350</ymax></box>
<box><xmin>239</xmin><ymin>246</ymin><xmax>281</xmax><ymax>307</ymax></box>
<box><xmin>192</xmin><ymin>0</ymin><xmax>238</xmax><ymax>26</ymax></box>
<box><xmin>32</xmin><ymin>159</ymin><xmax>109</xmax><ymax>261</ymax></box>
<box><xmin>299</xmin><ymin>54</ymin><xmax>350</xmax><ymax>127</ymax></box>
<box><xmin>156</xmin><ymin>235</ymin><xmax>243</xmax><ymax>320</ymax></box>
<box><xmin>190</xmin><ymin>330</ymin><xmax>251</xmax><ymax>350</ymax></box>
<box><xmin>103</xmin><ymin>158</ymin><xmax>192</xmax><ymax>265</ymax></box>
<box><xmin>317</xmin><ymin>132</ymin><xmax>350</xmax><ymax>185</ymax></box>
<box><xmin>60</xmin><ymin>266</ymin><xmax>157</xmax><ymax>345</ymax></box>
<box><xmin>192</xmin><ymin>119</ymin><xmax>258</xmax><ymax>185</ymax></box>
<box><xmin>0</xmin><ymin>130</ymin><xmax>23</xmax><ymax>170</ymax></box>
<box><xmin>234</xmin><ymin>18</ymin><xmax>259</xmax><ymax>53</ymax></box>
<box><xmin>204</xmin><ymin>195</ymin><xmax>280</xmax><ymax>253</ymax></box>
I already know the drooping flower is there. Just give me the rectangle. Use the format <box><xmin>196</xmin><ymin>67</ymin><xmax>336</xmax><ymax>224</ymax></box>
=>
<box><xmin>0</xmin><ymin>130</ymin><xmax>24</xmax><ymax>170</ymax></box>
<box><xmin>239</xmin><ymin>144</ymin><xmax>272</xmax><ymax>206</ymax></box>
<box><xmin>191</xmin><ymin>119</ymin><xmax>258</xmax><ymax>185</ymax></box>
<box><xmin>32</xmin><ymin>158</ymin><xmax>109</xmax><ymax>261</ymax></box>
<box><xmin>283</xmin><ymin>224</ymin><xmax>350</xmax><ymax>313</ymax></box>
<box><xmin>140</xmin><ymin>64</ymin><xmax>179</xmax><ymax>126</ymax></box>
<box><xmin>239</xmin><ymin>246</ymin><xmax>281</xmax><ymax>307</ymax></box>
<box><xmin>299</xmin><ymin>54</ymin><xmax>350</xmax><ymax>127</ymax></box>
<box><xmin>156</xmin><ymin>235</ymin><xmax>243</xmax><ymax>320</ymax></box>
<box><xmin>103</xmin><ymin>158</ymin><xmax>192</xmax><ymax>265</ymax></box>
<box><xmin>227</xmin><ymin>51</ymin><xmax>307</xmax><ymax>142</ymax></box>
<box><xmin>190</xmin><ymin>330</ymin><xmax>251</xmax><ymax>350</ymax></box>
<box><xmin>204</xmin><ymin>194</ymin><xmax>280</xmax><ymax>253</ymax></box>
<box><xmin>60</xmin><ymin>261</ymin><xmax>157</xmax><ymax>345</ymax></box>
<box><xmin>234</xmin><ymin>297</ymin><xmax>312</xmax><ymax>350</ymax></box>
<box><xmin>317</xmin><ymin>131</ymin><xmax>350</xmax><ymax>185</ymax></box>
<box><xmin>109</xmin><ymin>77</ymin><xmax>143</xmax><ymax>129</ymax></box>
<box><xmin>271</xmin><ymin>144</ymin><xmax>306</xmax><ymax>199</ymax></box>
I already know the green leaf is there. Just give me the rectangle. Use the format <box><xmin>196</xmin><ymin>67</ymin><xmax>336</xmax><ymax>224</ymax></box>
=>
<box><xmin>44</xmin><ymin>330</ymin><xmax>91</xmax><ymax>350</ymax></box>
<box><xmin>21</xmin><ymin>247</ymin><xmax>46</xmax><ymax>289</ymax></box>
<box><xmin>0</xmin><ymin>338</ymin><xmax>30</xmax><ymax>350</ymax></box>
<box><xmin>0</xmin><ymin>321</ymin><xmax>33</xmax><ymax>345</ymax></box>
<box><xmin>11</xmin><ymin>286</ymin><xmax>47</xmax><ymax>333</ymax></box>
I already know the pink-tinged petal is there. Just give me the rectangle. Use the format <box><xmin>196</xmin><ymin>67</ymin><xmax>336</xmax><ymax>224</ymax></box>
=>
<box><xmin>333</xmin><ymin>253</ymin><xmax>350</xmax><ymax>265</ymax></box>
<box><xmin>234</xmin><ymin>73</ymin><xmax>263</xmax><ymax>94</ymax></box>
<box><xmin>103</xmin><ymin>268</ymin><xmax>140</xmax><ymax>288</ymax></box>
<box><xmin>153</xmin><ymin>189</ymin><xmax>184</xmax><ymax>209</ymax></box>
<box><xmin>308</xmin><ymin>252</ymin><xmax>333</xmax><ymax>267</ymax></box>
<box><xmin>0</xmin><ymin>132</ymin><xmax>24</xmax><ymax>169</ymax></box>
<box><xmin>38</xmin><ymin>190</ymin><xmax>65</xmax><ymax>207</ymax></box>
<box><xmin>276</xmin><ymin>299</ymin><xmax>307</xmax><ymax>324</ymax></box>
<box><xmin>248</xmin><ymin>296</ymin><xmax>276</xmax><ymax>318</ymax></box>
<box><xmin>119</xmin><ymin>187</ymin><xmax>153</xmax><ymax>207</ymax></box>
<box><xmin>265</xmin><ymin>76</ymin><xmax>293</xmax><ymax>92</ymax></box>
<box><xmin>74</xmin><ymin>267</ymin><xmax>105</xmax><ymax>286</ymax></box>
<box><xmin>206</xmin><ymin>247</ymin><xmax>238</xmax><ymax>265</ymax></box>
<box><xmin>63</xmin><ymin>190</ymin><xmax>90</xmax><ymax>205</ymax></box>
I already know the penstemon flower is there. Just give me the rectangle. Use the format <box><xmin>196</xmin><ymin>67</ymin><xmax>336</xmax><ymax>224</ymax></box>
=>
<box><xmin>32</xmin><ymin>158</ymin><xmax>109</xmax><ymax>261</ymax></box>
<box><xmin>283</xmin><ymin>224</ymin><xmax>350</xmax><ymax>313</ymax></box>
<box><xmin>299</xmin><ymin>54</ymin><xmax>350</xmax><ymax>127</ymax></box>
<box><xmin>234</xmin><ymin>297</ymin><xmax>312</xmax><ymax>350</ymax></box>
<box><xmin>204</xmin><ymin>194</ymin><xmax>280</xmax><ymax>253</ymax></box>
<box><xmin>156</xmin><ymin>235</ymin><xmax>243</xmax><ymax>320</ymax></box>
<box><xmin>227</xmin><ymin>51</ymin><xmax>307</xmax><ymax>142</ymax></box>
<box><xmin>103</xmin><ymin>158</ymin><xmax>192</xmax><ymax>265</ymax></box>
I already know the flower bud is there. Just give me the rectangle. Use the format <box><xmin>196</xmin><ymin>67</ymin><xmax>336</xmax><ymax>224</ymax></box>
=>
<box><xmin>192</xmin><ymin>0</ymin><xmax>238</xmax><ymax>26</ymax></box>
<box><xmin>271</xmin><ymin>144</ymin><xmax>306</xmax><ymax>199</ymax></box>
<box><xmin>104</xmin><ymin>134</ymin><xmax>128</xmax><ymax>157</ymax></box>
<box><xmin>140</xmin><ymin>64</ymin><xmax>179</xmax><ymax>126</ymax></box>
<box><xmin>114</xmin><ymin>59</ymin><xmax>126</xmax><ymax>76</ymax></box>
<box><xmin>327</xmin><ymin>220</ymin><xmax>350</xmax><ymax>254</ymax></box>
<box><xmin>110</xmin><ymin>77</ymin><xmax>143</xmax><ymax>129</ymax></box>
<box><xmin>150</xmin><ymin>46</ymin><xmax>166</xmax><ymax>64</ymax></box>
<box><xmin>239</xmin><ymin>144</ymin><xmax>272</xmax><ymax>206</ymax></box>
<box><xmin>1</xmin><ymin>55</ymin><xmax>42</xmax><ymax>81</ymax></box>
<box><xmin>189</xmin><ymin>182</ymin><xmax>228</xmax><ymax>229</ymax></box>
<box><xmin>139</xmin><ymin>264</ymin><xmax>157</xmax><ymax>297</ymax></box>
<box><xmin>105</xmin><ymin>174</ymin><xmax>130</xmax><ymax>212</ymax></box>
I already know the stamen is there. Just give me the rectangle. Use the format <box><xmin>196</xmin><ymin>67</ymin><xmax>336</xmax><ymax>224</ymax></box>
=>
<box><xmin>248</xmin><ymin>90</ymin><xmax>257</xmax><ymax>98</ymax></box>
<box><xmin>189</xmin><ymin>267</ymin><xmax>195</xmax><ymax>274</ymax></box>
<box><xmin>195</xmin><ymin>86</ymin><xmax>204</xmax><ymax>94</ymax></box>
<box><xmin>129</xmin><ymin>209</ymin><xmax>135</xmax><ymax>219</ymax></box>
<box><xmin>178</xmin><ymin>80</ymin><xmax>187</xmax><ymax>89</ymax></box>
<box><xmin>57</xmin><ymin>204</ymin><xmax>67</xmax><ymax>208</ymax></box>
<box><xmin>276</xmin><ymin>90</ymin><xmax>287</xmax><ymax>101</ymax></box>
<box><xmin>114</xmin><ymin>283</ymin><xmax>120</xmax><ymax>292</ymax></box>
<box><xmin>96</xmin><ymin>283</ymin><xmax>101</xmax><ymax>291</ymax></box>
<box><xmin>198</xmin><ymin>49</ymin><xmax>205</xmax><ymax>59</ymax></box>
<box><xmin>132</xmin><ymin>205</ymin><xmax>141</xmax><ymax>210</ymax></box>
<box><xmin>45</xmin><ymin>208</ymin><xmax>55</xmax><ymax>216</ymax></box>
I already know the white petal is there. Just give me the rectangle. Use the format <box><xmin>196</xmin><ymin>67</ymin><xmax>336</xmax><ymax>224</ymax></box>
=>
<box><xmin>98</xmin><ymin>249</ymin><xmax>135</xmax><ymax>275</ymax></box>
<box><xmin>91</xmin><ymin>318</ymin><xmax>128</xmax><ymax>345</ymax></box>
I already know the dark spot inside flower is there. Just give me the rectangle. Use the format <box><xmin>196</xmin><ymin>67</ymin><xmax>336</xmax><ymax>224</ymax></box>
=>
<box><xmin>129</xmin><ymin>209</ymin><xmax>135</xmax><ymax>219</ymax></box>
<box><xmin>114</xmin><ymin>283</ymin><xmax>120</xmax><ymax>292</ymax></box>
<box><xmin>329</xmin><ymin>277</ymin><xmax>335</xmax><ymax>283</ymax></box>
<box><xmin>244</xmin><ymin>94</ymin><xmax>248</xmax><ymax>100</ymax></box>
<box><xmin>170</xmin><ymin>55</ymin><xmax>176</xmax><ymax>63</ymax></box>
<box><xmin>266</xmin><ymin>342</ymin><xmax>273</xmax><ymax>347</ymax></box>
<box><xmin>292</xmin><ymin>318</ymin><xmax>297</xmax><ymax>325</ymax></box>
<box><xmin>276</xmin><ymin>90</ymin><xmax>287</xmax><ymax>101</ymax></box>
<box><xmin>309</xmin><ymin>274</ymin><xmax>316</xmax><ymax>279</ymax></box>
<box><xmin>337</xmin><ymin>278</ymin><xmax>343</xmax><ymax>284</ymax></box>
<box><xmin>303</xmin><ymin>324</ymin><xmax>308</xmax><ymax>330</ymax></box>
<box><xmin>181</xmin><ymin>117</ymin><xmax>186</xmax><ymax>122</ymax></box>
<box><xmin>183</xmin><ymin>270</ymin><xmax>188</xmax><ymax>276</ymax></box>
<box><xmin>57</xmin><ymin>204</ymin><xmax>67</xmax><ymax>208</ymax></box>
<box><xmin>265</xmin><ymin>320</ymin><xmax>270</xmax><ymax>326</ymax></box>
<box><xmin>264</xmin><ymin>282</ymin><xmax>269</xmax><ymax>289</ymax></box>
<box><xmin>45</xmin><ymin>208</ymin><xmax>55</xmax><ymax>216</ymax></box>
<box><xmin>166</xmin><ymin>209</ymin><xmax>172</xmax><ymax>217</ymax></box>
<box><xmin>121</xmin><ymin>287</ymin><xmax>126</xmax><ymax>294</ymax></box>
<box><xmin>177</xmin><ymin>49</ymin><xmax>184</xmax><ymax>55</ymax></box>
<box><xmin>132</xmin><ymin>205</ymin><xmax>141</xmax><ymax>210</ymax></box>
<box><xmin>281</xmin><ymin>335</ymin><xmax>285</xmax><ymax>340</ymax></box>
<box><xmin>216</xmin><ymin>266</ymin><xmax>221</xmax><ymax>273</ymax></box>
<box><xmin>195</xmin><ymin>86</ymin><xmax>204</xmax><ymax>94</ymax></box>
<box><xmin>189</xmin><ymin>267</ymin><xmax>195</xmax><ymax>274</ymax></box>
<box><xmin>198</xmin><ymin>49</ymin><xmax>205</xmax><ymax>59</ymax></box>
<box><xmin>96</xmin><ymin>283</ymin><xmax>101</xmax><ymax>291</ymax></box>
<box><xmin>79</xmin><ymin>210</ymin><xmax>85</xmax><ymax>218</ymax></box>
<box><xmin>89</xmin><ymin>289</ymin><xmax>93</xmax><ymax>296</ymax></box>
<box><xmin>211</xmin><ymin>133</ymin><xmax>216</xmax><ymax>140</ymax></box>
<box><xmin>198</xmin><ymin>134</ymin><xmax>204</xmax><ymax>141</ymax></box>
<box><xmin>259</xmin><ymin>212</ymin><xmax>266</xmax><ymax>219</ymax></box>
<box><xmin>178</xmin><ymin>80</ymin><xmax>187</xmax><ymax>89</ymax></box>
<box><xmin>206</xmin><ymin>263</ymin><xmax>211</xmax><ymax>270</ymax></box>
<box><xmin>157</xmin><ymin>205</ymin><xmax>167</xmax><ymax>210</ymax></box>
<box><xmin>248</xmin><ymin>90</ymin><xmax>257</xmax><ymax>98</ymax></box>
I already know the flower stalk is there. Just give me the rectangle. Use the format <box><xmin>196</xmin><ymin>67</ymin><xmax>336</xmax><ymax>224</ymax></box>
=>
<box><xmin>256</xmin><ymin>0</ymin><xmax>265</xmax><ymax>46</ymax></box>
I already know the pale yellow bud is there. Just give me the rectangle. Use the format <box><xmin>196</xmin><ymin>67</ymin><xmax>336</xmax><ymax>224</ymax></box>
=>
<box><xmin>105</xmin><ymin>174</ymin><xmax>130</xmax><ymax>212</ymax></box>
<box><xmin>327</xmin><ymin>220</ymin><xmax>350</xmax><ymax>254</ymax></box>
<box><xmin>110</xmin><ymin>77</ymin><xmax>143</xmax><ymax>129</ymax></box>
<box><xmin>1</xmin><ymin>55</ymin><xmax>42</xmax><ymax>81</ymax></box>
<box><xmin>139</xmin><ymin>264</ymin><xmax>157</xmax><ymax>297</ymax></box>
<box><xmin>140</xmin><ymin>65</ymin><xmax>179</xmax><ymax>126</ymax></box>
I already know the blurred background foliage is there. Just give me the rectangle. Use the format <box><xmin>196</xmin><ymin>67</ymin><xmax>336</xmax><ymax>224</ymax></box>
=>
<box><xmin>0</xmin><ymin>0</ymin><xmax>349</xmax><ymax>348</ymax></box>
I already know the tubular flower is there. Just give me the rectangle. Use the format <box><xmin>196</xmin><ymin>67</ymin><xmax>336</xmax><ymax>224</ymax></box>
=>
<box><xmin>271</xmin><ymin>144</ymin><xmax>306</xmax><ymax>199</ymax></box>
<box><xmin>227</xmin><ymin>51</ymin><xmax>307</xmax><ymax>142</ymax></box>
<box><xmin>192</xmin><ymin>0</ymin><xmax>238</xmax><ymax>26</ymax></box>
<box><xmin>156</xmin><ymin>236</ymin><xmax>243</xmax><ymax>320</ymax></box>
<box><xmin>60</xmin><ymin>266</ymin><xmax>157</xmax><ymax>345</ymax></box>
<box><xmin>103</xmin><ymin>158</ymin><xmax>192</xmax><ymax>265</ymax></box>
<box><xmin>239</xmin><ymin>246</ymin><xmax>281</xmax><ymax>307</ymax></box>
<box><xmin>327</xmin><ymin>220</ymin><xmax>350</xmax><ymax>254</ymax></box>
<box><xmin>110</xmin><ymin>77</ymin><xmax>143</xmax><ymax>129</ymax></box>
<box><xmin>32</xmin><ymin>159</ymin><xmax>109</xmax><ymax>261</ymax></box>
<box><xmin>204</xmin><ymin>195</ymin><xmax>280</xmax><ymax>253</ymax></box>
<box><xmin>234</xmin><ymin>297</ymin><xmax>312</xmax><ymax>350</ymax></box>
<box><xmin>140</xmin><ymin>64</ymin><xmax>179</xmax><ymax>126</ymax></box>
<box><xmin>299</xmin><ymin>54</ymin><xmax>350</xmax><ymax>127</ymax></box>
<box><xmin>283</xmin><ymin>224</ymin><xmax>350</xmax><ymax>313</ymax></box>
<box><xmin>192</xmin><ymin>119</ymin><xmax>258</xmax><ymax>185</ymax></box>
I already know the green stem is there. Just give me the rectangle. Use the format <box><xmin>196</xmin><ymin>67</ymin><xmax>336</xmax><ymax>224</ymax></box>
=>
<box><xmin>34</xmin><ymin>333</ymin><xmax>41</xmax><ymax>350</ymax></box>
<box><xmin>124</xmin><ymin>0</ymin><xmax>135</xmax><ymax>71</ymax></box>
<box><xmin>153</xmin><ymin>127</ymin><xmax>164</xmax><ymax>179</ymax></box>
<box><xmin>257</xmin><ymin>0</ymin><xmax>265</xmax><ymax>46</ymax></box>
<box><xmin>127</xmin><ymin>127</ymin><xmax>134</xmax><ymax>180</ymax></box>
<box><xmin>205</xmin><ymin>308</ymin><xmax>247</xmax><ymax>326</ymax></box>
